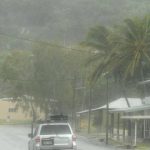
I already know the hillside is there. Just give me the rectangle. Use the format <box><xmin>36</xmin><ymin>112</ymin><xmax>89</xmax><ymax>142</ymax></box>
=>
<box><xmin>0</xmin><ymin>0</ymin><xmax>150</xmax><ymax>49</ymax></box>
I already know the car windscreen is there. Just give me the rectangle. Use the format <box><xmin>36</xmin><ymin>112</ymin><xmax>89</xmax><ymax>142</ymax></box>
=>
<box><xmin>40</xmin><ymin>125</ymin><xmax>71</xmax><ymax>135</ymax></box>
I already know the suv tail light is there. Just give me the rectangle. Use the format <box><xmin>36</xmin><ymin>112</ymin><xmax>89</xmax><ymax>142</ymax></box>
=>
<box><xmin>35</xmin><ymin>136</ymin><xmax>40</xmax><ymax>143</ymax></box>
<box><xmin>72</xmin><ymin>134</ymin><xmax>76</xmax><ymax>141</ymax></box>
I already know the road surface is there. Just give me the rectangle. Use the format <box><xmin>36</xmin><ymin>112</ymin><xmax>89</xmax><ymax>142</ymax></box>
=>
<box><xmin>0</xmin><ymin>125</ymin><xmax>122</xmax><ymax>150</ymax></box>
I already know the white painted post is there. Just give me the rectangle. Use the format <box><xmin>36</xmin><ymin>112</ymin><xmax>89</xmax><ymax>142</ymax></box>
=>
<box><xmin>134</xmin><ymin>120</ymin><xmax>137</xmax><ymax>146</ymax></box>
<box><xmin>144</xmin><ymin>120</ymin><xmax>146</xmax><ymax>139</ymax></box>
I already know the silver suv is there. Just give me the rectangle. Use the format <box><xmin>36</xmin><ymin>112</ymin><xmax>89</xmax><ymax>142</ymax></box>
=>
<box><xmin>28</xmin><ymin>122</ymin><xmax>77</xmax><ymax>150</ymax></box>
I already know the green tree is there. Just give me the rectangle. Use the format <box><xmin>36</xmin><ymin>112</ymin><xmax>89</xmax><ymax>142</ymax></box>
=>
<box><xmin>0</xmin><ymin>50</ymin><xmax>39</xmax><ymax>123</ymax></box>
<box><xmin>109</xmin><ymin>16</ymin><xmax>150</xmax><ymax>82</ymax></box>
<box><xmin>84</xmin><ymin>16</ymin><xmax>150</xmax><ymax>97</ymax></box>
<box><xmin>82</xmin><ymin>26</ymin><xmax>112</xmax><ymax>82</ymax></box>
<box><xmin>82</xmin><ymin>24</ymin><xmax>133</xmax><ymax>110</ymax></box>
<box><xmin>31</xmin><ymin>44</ymin><xmax>83</xmax><ymax>117</ymax></box>
<box><xmin>0</xmin><ymin>50</ymin><xmax>33</xmax><ymax>97</ymax></box>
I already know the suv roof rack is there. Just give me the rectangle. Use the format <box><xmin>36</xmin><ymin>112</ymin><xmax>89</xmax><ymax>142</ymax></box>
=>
<box><xmin>36</xmin><ymin>115</ymin><xmax>68</xmax><ymax>124</ymax></box>
<box><xmin>50</xmin><ymin>115</ymin><xmax>68</xmax><ymax>122</ymax></box>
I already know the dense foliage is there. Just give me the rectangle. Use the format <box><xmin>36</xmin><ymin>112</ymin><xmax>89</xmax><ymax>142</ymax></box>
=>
<box><xmin>0</xmin><ymin>1</ymin><xmax>150</xmax><ymax>120</ymax></box>
<box><xmin>0</xmin><ymin>0</ymin><xmax>150</xmax><ymax>49</ymax></box>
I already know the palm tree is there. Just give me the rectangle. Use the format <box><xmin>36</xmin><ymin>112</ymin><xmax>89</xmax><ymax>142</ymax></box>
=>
<box><xmin>107</xmin><ymin>16</ymin><xmax>150</xmax><ymax>101</ymax></box>
<box><xmin>82</xmin><ymin>26</ymin><xmax>112</xmax><ymax>82</ymax></box>
<box><xmin>82</xmin><ymin>26</ymin><xmax>113</xmax><ymax>140</ymax></box>
<box><xmin>83</xmin><ymin>16</ymin><xmax>150</xmax><ymax>107</ymax></box>
<box><xmin>110</xmin><ymin>16</ymin><xmax>150</xmax><ymax>81</ymax></box>
<box><xmin>85</xmin><ymin>16</ymin><xmax>150</xmax><ymax>81</ymax></box>
<box><xmin>83</xmin><ymin>16</ymin><xmax>150</xmax><ymax>143</ymax></box>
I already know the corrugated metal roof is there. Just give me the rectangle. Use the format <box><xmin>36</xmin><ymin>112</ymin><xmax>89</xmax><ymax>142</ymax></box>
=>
<box><xmin>121</xmin><ymin>115</ymin><xmax>150</xmax><ymax>120</ymax></box>
<box><xmin>77</xmin><ymin>109</ymin><xmax>89</xmax><ymax>114</ymax></box>
<box><xmin>110</xmin><ymin>97</ymin><xmax>150</xmax><ymax>113</ymax></box>
<box><xmin>77</xmin><ymin>97</ymin><xmax>143</xmax><ymax>114</ymax></box>
<box><xmin>110</xmin><ymin>104</ymin><xmax>150</xmax><ymax>113</ymax></box>
<box><xmin>93</xmin><ymin>98</ymin><xmax>142</xmax><ymax>111</ymax></box>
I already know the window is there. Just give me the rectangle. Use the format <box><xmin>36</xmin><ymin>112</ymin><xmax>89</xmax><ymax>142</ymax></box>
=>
<box><xmin>8</xmin><ymin>108</ymin><xmax>17</xmax><ymax>113</ymax></box>
<box><xmin>40</xmin><ymin>125</ymin><xmax>71</xmax><ymax>135</ymax></box>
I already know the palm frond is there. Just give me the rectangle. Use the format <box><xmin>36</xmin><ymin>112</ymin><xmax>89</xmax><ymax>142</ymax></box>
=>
<box><xmin>124</xmin><ymin>18</ymin><xmax>139</xmax><ymax>41</ymax></box>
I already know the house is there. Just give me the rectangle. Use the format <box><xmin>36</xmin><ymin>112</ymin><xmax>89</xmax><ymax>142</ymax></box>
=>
<box><xmin>0</xmin><ymin>98</ymin><xmax>43</xmax><ymax>123</ymax></box>
<box><xmin>76</xmin><ymin>97</ymin><xmax>150</xmax><ymax>146</ymax></box>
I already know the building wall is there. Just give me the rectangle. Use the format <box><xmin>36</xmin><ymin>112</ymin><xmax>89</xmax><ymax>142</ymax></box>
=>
<box><xmin>0</xmin><ymin>100</ymin><xmax>43</xmax><ymax>122</ymax></box>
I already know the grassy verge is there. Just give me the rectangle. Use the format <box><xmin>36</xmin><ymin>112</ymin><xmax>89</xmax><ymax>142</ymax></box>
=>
<box><xmin>0</xmin><ymin>119</ymin><xmax>31</xmax><ymax>125</ymax></box>
<box><xmin>78</xmin><ymin>130</ymin><xmax>150</xmax><ymax>150</ymax></box>
<box><xmin>135</xmin><ymin>143</ymin><xmax>150</xmax><ymax>150</ymax></box>
<box><xmin>109</xmin><ymin>138</ymin><xmax>150</xmax><ymax>150</ymax></box>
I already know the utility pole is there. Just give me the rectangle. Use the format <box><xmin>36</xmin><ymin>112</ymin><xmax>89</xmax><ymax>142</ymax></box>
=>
<box><xmin>72</xmin><ymin>75</ymin><xmax>76</xmax><ymax>129</ymax></box>
<box><xmin>88</xmin><ymin>86</ymin><xmax>92</xmax><ymax>134</ymax></box>
<box><xmin>106</xmin><ymin>76</ymin><xmax>109</xmax><ymax>145</ymax></box>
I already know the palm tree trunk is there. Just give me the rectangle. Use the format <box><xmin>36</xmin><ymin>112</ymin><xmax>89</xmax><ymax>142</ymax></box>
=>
<box><xmin>140</xmin><ymin>62</ymin><xmax>146</xmax><ymax>99</ymax></box>
<box><xmin>121</xmin><ymin>81</ymin><xmax>131</xmax><ymax>107</ymax></box>
<box><xmin>88</xmin><ymin>87</ymin><xmax>92</xmax><ymax>134</ymax></box>
<box><xmin>118</xmin><ymin>73</ymin><xmax>130</xmax><ymax>107</ymax></box>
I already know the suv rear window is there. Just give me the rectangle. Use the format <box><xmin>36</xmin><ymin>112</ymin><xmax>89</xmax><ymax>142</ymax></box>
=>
<box><xmin>40</xmin><ymin>125</ymin><xmax>71</xmax><ymax>135</ymax></box>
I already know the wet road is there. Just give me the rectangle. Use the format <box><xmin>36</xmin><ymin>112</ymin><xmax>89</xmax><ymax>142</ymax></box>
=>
<box><xmin>0</xmin><ymin>125</ymin><xmax>30</xmax><ymax>150</ymax></box>
<box><xmin>0</xmin><ymin>125</ymin><xmax>121</xmax><ymax>150</ymax></box>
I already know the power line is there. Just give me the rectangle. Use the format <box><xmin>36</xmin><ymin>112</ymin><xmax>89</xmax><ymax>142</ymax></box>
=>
<box><xmin>3</xmin><ymin>77</ymin><xmax>83</xmax><ymax>82</ymax></box>
<box><xmin>0</xmin><ymin>32</ymin><xmax>89</xmax><ymax>53</ymax></box>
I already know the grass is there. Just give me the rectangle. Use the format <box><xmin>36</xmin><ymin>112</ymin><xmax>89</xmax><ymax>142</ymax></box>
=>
<box><xmin>109</xmin><ymin>138</ymin><xmax>150</xmax><ymax>150</ymax></box>
<box><xmin>78</xmin><ymin>128</ymin><xmax>150</xmax><ymax>150</ymax></box>
<box><xmin>135</xmin><ymin>143</ymin><xmax>150</xmax><ymax>150</ymax></box>
<box><xmin>0</xmin><ymin>119</ymin><xmax>31</xmax><ymax>125</ymax></box>
<box><xmin>77</xmin><ymin>119</ymin><xmax>150</xmax><ymax>149</ymax></box>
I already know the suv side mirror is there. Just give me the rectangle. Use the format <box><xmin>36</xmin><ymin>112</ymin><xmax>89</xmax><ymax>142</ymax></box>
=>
<box><xmin>28</xmin><ymin>133</ymin><xmax>33</xmax><ymax>138</ymax></box>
